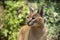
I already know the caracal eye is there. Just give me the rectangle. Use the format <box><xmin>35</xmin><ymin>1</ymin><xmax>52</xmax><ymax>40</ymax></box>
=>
<box><xmin>27</xmin><ymin>16</ymin><xmax>29</xmax><ymax>18</ymax></box>
<box><xmin>32</xmin><ymin>17</ymin><xmax>35</xmax><ymax>19</ymax></box>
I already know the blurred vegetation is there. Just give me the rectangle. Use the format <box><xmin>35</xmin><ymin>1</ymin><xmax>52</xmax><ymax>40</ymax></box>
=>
<box><xmin>0</xmin><ymin>0</ymin><xmax>60</xmax><ymax>40</ymax></box>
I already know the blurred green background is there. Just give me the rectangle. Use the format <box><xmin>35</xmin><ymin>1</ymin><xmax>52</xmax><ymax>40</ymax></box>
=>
<box><xmin>0</xmin><ymin>0</ymin><xmax>60</xmax><ymax>40</ymax></box>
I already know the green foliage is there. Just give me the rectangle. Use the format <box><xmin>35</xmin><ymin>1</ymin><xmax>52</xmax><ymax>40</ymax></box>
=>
<box><xmin>0</xmin><ymin>1</ymin><xmax>28</xmax><ymax>40</ymax></box>
<box><xmin>44</xmin><ymin>2</ymin><xmax>60</xmax><ymax>40</ymax></box>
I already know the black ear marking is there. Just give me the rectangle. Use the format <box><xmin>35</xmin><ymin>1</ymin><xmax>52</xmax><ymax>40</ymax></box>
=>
<box><xmin>37</xmin><ymin>6</ymin><xmax>43</xmax><ymax>17</ymax></box>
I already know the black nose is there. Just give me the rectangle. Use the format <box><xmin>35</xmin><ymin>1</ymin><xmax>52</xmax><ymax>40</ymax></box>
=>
<box><xmin>32</xmin><ymin>17</ymin><xmax>35</xmax><ymax>19</ymax></box>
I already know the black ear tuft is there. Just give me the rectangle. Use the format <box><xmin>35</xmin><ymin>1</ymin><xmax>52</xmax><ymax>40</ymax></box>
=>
<box><xmin>37</xmin><ymin>6</ymin><xmax>43</xmax><ymax>17</ymax></box>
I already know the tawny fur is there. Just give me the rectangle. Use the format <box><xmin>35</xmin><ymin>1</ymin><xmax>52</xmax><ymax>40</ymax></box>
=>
<box><xmin>17</xmin><ymin>25</ymin><xmax>47</xmax><ymax>40</ymax></box>
<box><xmin>17</xmin><ymin>7</ymin><xmax>48</xmax><ymax>40</ymax></box>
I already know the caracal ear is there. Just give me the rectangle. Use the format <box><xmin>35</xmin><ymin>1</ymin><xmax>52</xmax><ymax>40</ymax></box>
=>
<box><xmin>37</xmin><ymin>6</ymin><xmax>43</xmax><ymax>17</ymax></box>
<box><xmin>29</xmin><ymin>6</ymin><xmax>34</xmax><ymax>14</ymax></box>
<box><xmin>28</xmin><ymin>3</ymin><xmax>34</xmax><ymax>14</ymax></box>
